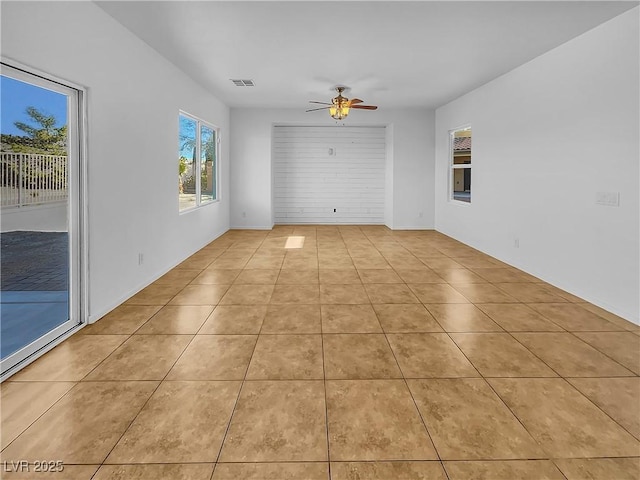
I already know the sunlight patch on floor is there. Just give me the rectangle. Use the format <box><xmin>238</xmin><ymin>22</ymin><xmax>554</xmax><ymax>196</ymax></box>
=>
<box><xmin>285</xmin><ymin>236</ymin><xmax>305</xmax><ymax>249</ymax></box>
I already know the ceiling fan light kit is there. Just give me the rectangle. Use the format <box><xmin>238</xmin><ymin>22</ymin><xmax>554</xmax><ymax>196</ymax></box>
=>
<box><xmin>329</xmin><ymin>104</ymin><xmax>350</xmax><ymax>120</ymax></box>
<box><xmin>306</xmin><ymin>86</ymin><xmax>377</xmax><ymax>120</ymax></box>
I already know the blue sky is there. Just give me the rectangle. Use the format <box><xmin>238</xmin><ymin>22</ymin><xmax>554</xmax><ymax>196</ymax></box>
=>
<box><xmin>179</xmin><ymin>115</ymin><xmax>196</xmax><ymax>159</ymax></box>
<box><xmin>179</xmin><ymin>115</ymin><xmax>215</xmax><ymax>160</ymax></box>
<box><xmin>1</xmin><ymin>75</ymin><xmax>67</xmax><ymax>136</ymax></box>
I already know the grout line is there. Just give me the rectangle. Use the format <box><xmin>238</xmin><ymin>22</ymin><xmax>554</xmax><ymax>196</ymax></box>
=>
<box><xmin>564</xmin><ymin>330</ymin><xmax>637</xmax><ymax>374</ymax></box>
<box><xmin>17</xmin><ymin>372</ymin><xmax>632</xmax><ymax>384</ymax></box>
<box><xmin>94</xmin><ymin>331</ymin><xmax>200</xmax><ymax>468</ymax></box>
<box><xmin>499</xmin><ymin>328</ymin><xmax>640</xmax><ymax>439</ymax></box>
<box><xmin>441</xmin><ymin>328</ymin><xmax>555</xmax><ymax>461</ymax></box>
<box><xmin>379</xmin><ymin>322</ymin><xmax>450</xmax><ymax>479</ymax></box>
<box><xmin>319</xmin><ymin>231</ymin><xmax>332</xmax><ymax>479</ymax></box>
<box><xmin>547</xmin><ymin>460</ymin><xmax>571</xmax><ymax>480</ymax></box>
<box><xmin>15</xmin><ymin>457</ymin><xmax>640</xmax><ymax>466</ymax></box>
<box><xmin>558</xmin><ymin>376</ymin><xmax>640</xmax><ymax>442</ymax></box>
<box><xmin>0</xmin><ymin>381</ymin><xmax>80</xmax><ymax>454</ymax></box>
<box><xmin>211</xmin><ymin>232</ymin><xmax>272</xmax><ymax>475</ymax></box>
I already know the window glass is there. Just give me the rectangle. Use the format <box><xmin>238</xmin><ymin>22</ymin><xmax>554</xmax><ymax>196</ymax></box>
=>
<box><xmin>451</xmin><ymin>127</ymin><xmax>471</xmax><ymax>203</ymax></box>
<box><xmin>200</xmin><ymin>124</ymin><xmax>215</xmax><ymax>203</ymax></box>
<box><xmin>178</xmin><ymin>113</ymin><xmax>218</xmax><ymax>211</ymax></box>
<box><xmin>179</xmin><ymin>115</ymin><xmax>197</xmax><ymax>211</ymax></box>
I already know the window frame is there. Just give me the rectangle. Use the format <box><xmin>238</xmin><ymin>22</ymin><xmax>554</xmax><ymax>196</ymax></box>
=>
<box><xmin>178</xmin><ymin>111</ymin><xmax>220</xmax><ymax>213</ymax></box>
<box><xmin>448</xmin><ymin>125</ymin><xmax>472</xmax><ymax>205</ymax></box>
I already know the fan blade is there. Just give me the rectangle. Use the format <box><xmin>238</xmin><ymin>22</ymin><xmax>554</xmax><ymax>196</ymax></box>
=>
<box><xmin>349</xmin><ymin>98</ymin><xmax>363</xmax><ymax>105</ymax></box>
<box><xmin>308</xmin><ymin>101</ymin><xmax>332</xmax><ymax>105</ymax></box>
<box><xmin>306</xmin><ymin>106</ymin><xmax>331</xmax><ymax>112</ymax></box>
<box><xmin>351</xmin><ymin>105</ymin><xmax>378</xmax><ymax>110</ymax></box>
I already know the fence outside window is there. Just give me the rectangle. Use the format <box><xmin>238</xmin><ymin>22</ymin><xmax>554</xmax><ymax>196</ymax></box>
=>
<box><xmin>0</xmin><ymin>152</ymin><xmax>68</xmax><ymax>207</ymax></box>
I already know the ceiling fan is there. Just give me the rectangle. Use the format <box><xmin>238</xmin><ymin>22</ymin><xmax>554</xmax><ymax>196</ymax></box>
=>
<box><xmin>306</xmin><ymin>86</ymin><xmax>378</xmax><ymax>120</ymax></box>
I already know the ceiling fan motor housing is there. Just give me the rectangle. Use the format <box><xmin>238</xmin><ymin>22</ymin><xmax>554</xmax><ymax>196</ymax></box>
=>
<box><xmin>306</xmin><ymin>86</ymin><xmax>377</xmax><ymax>120</ymax></box>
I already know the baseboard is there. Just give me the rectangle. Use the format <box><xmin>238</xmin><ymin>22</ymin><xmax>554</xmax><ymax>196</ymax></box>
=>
<box><xmin>88</xmin><ymin>275</ymin><xmax>160</xmax><ymax>324</ymax></box>
<box><xmin>88</xmin><ymin>226</ymin><xmax>230</xmax><ymax>323</ymax></box>
<box><xmin>507</xmin><ymin>259</ymin><xmax>640</xmax><ymax>326</ymax></box>
<box><xmin>229</xmin><ymin>225</ymin><xmax>274</xmax><ymax>230</ymax></box>
<box><xmin>272</xmin><ymin>222</ymin><xmax>386</xmax><ymax>226</ymax></box>
<box><xmin>391</xmin><ymin>226</ymin><xmax>434</xmax><ymax>231</ymax></box>
<box><xmin>434</xmin><ymin>228</ymin><xmax>639</xmax><ymax>326</ymax></box>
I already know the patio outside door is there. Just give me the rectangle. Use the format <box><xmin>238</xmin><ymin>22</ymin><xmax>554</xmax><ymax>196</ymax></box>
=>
<box><xmin>0</xmin><ymin>62</ymin><xmax>84</xmax><ymax>377</ymax></box>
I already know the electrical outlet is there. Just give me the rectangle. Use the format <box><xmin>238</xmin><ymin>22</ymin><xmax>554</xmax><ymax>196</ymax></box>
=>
<box><xmin>138</xmin><ymin>253</ymin><xmax>144</xmax><ymax>265</ymax></box>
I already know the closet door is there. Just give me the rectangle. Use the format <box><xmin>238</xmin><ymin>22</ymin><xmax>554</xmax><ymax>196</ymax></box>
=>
<box><xmin>273</xmin><ymin>125</ymin><xmax>386</xmax><ymax>224</ymax></box>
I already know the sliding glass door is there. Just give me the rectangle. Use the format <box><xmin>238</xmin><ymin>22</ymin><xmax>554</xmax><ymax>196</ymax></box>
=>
<box><xmin>0</xmin><ymin>62</ymin><xmax>84</xmax><ymax>377</ymax></box>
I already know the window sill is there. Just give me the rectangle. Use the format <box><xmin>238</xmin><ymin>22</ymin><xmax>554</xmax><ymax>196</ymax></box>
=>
<box><xmin>449</xmin><ymin>198</ymin><xmax>472</xmax><ymax>206</ymax></box>
<box><xmin>178</xmin><ymin>199</ymin><xmax>219</xmax><ymax>215</ymax></box>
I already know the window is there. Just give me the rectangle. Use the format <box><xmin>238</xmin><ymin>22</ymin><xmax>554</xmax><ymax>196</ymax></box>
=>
<box><xmin>450</xmin><ymin>127</ymin><xmax>471</xmax><ymax>203</ymax></box>
<box><xmin>178</xmin><ymin>112</ymin><xmax>218</xmax><ymax>211</ymax></box>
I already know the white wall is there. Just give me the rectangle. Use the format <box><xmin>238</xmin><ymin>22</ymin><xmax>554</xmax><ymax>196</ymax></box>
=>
<box><xmin>435</xmin><ymin>8</ymin><xmax>639</xmax><ymax>323</ymax></box>
<box><xmin>230</xmin><ymin>108</ymin><xmax>435</xmax><ymax>230</ymax></box>
<box><xmin>1</xmin><ymin>2</ymin><xmax>230</xmax><ymax>321</ymax></box>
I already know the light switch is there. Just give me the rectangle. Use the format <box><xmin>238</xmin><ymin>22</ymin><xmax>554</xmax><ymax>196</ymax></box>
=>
<box><xmin>595</xmin><ymin>192</ymin><xmax>620</xmax><ymax>207</ymax></box>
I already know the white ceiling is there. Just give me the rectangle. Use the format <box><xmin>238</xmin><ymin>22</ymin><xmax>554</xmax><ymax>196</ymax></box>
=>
<box><xmin>97</xmin><ymin>1</ymin><xmax>637</xmax><ymax>109</ymax></box>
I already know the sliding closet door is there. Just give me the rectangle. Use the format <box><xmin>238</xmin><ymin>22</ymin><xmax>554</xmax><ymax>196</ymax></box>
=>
<box><xmin>273</xmin><ymin>125</ymin><xmax>386</xmax><ymax>224</ymax></box>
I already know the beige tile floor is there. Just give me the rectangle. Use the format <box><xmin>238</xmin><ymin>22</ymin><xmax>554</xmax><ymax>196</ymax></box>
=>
<box><xmin>2</xmin><ymin>226</ymin><xmax>640</xmax><ymax>480</ymax></box>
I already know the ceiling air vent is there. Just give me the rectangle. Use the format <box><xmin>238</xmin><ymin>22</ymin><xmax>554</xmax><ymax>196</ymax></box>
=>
<box><xmin>231</xmin><ymin>79</ymin><xmax>254</xmax><ymax>87</ymax></box>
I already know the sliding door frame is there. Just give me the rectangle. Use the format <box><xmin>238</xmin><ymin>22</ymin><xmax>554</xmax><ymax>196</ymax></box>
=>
<box><xmin>0</xmin><ymin>58</ymin><xmax>88</xmax><ymax>380</ymax></box>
